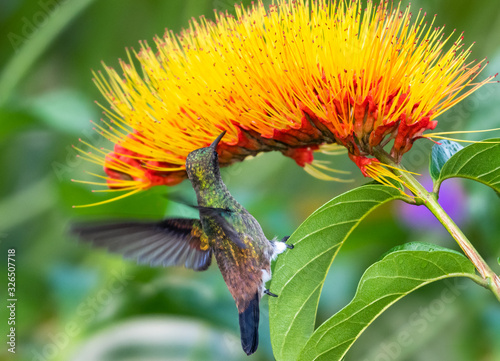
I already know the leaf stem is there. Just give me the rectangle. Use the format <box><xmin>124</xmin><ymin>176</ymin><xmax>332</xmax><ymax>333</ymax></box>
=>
<box><xmin>0</xmin><ymin>0</ymin><xmax>95</xmax><ymax>107</ymax></box>
<box><xmin>373</xmin><ymin>147</ymin><xmax>500</xmax><ymax>302</ymax></box>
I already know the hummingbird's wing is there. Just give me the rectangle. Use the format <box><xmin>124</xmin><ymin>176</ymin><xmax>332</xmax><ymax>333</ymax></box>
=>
<box><xmin>165</xmin><ymin>197</ymin><xmax>247</xmax><ymax>250</ymax></box>
<box><xmin>71</xmin><ymin>218</ymin><xmax>212</xmax><ymax>271</ymax></box>
<box><xmin>196</xmin><ymin>206</ymin><xmax>247</xmax><ymax>249</ymax></box>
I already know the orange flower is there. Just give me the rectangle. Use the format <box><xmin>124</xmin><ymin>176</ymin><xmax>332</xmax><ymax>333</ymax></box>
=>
<box><xmin>74</xmin><ymin>0</ymin><xmax>495</xmax><ymax>206</ymax></box>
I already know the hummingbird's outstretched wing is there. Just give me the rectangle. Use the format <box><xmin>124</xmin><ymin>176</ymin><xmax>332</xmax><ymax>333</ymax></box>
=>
<box><xmin>71</xmin><ymin>218</ymin><xmax>212</xmax><ymax>271</ymax></box>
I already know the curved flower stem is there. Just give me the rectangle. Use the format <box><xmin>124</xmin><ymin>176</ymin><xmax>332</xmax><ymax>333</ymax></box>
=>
<box><xmin>372</xmin><ymin>147</ymin><xmax>500</xmax><ymax>302</ymax></box>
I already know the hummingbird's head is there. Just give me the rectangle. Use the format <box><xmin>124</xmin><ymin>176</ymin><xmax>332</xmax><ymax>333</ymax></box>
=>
<box><xmin>185</xmin><ymin>131</ymin><xmax>226</xmax><ymax>183</ymax></box>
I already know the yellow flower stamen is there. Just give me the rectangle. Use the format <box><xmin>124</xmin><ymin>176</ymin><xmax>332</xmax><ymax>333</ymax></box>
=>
<box><xmin>424</xmin><ymin>128</ymin><xmax>500</xmax><ymax>143</ymax></box>
<box><xmin>73</xmin><ymin>0</ymin><xmax>496</xmax><ymax>206</ymax></box>
<box><xmin>304</xmin><ymin>161</ymin><xmax>354</xmax><ymax>183</ymax></box>
<box><xmin>365</xmin><ymin>162</ymin><xmax>421</xmax><ymax>198</ymax></box>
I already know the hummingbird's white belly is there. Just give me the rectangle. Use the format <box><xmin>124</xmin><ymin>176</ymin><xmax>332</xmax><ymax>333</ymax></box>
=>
<box><xmin>260</xmin><ymin>240</ymin><xmax>288</xmax><ymax>295</ymax></box>
<box><xmin>271</xmin><ymin>240</ymin><xmax>288</xmax><ymax>260</ymax></box>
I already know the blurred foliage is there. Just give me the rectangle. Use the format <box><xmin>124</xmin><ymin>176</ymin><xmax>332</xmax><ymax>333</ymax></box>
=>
<box><xmin>0</xmin><ymin>0</ymin><xmax>499</xmax><ymax>360</ymax></box>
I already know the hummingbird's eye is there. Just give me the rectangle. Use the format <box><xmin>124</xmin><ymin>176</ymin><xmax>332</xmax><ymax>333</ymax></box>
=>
<box><xmin>212</xmin><ymin>150</ymin><xmax>219</xmax><ymax>166</ymax></box>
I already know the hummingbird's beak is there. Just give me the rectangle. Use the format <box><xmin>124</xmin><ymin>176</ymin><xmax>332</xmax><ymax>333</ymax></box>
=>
<box><xmin>210</xmin><ymin>131</ymin><xmax>226</xmax><ymax>149</ymax></box>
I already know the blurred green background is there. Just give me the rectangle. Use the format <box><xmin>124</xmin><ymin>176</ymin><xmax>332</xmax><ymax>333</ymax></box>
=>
<box><xmin>1</xmin><ymin>0</ymin><xmax>500</xmax><ymax>360</ymax></box>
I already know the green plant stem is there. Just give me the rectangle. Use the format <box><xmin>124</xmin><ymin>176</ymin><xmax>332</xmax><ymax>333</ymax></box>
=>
<box><xmin>373</xmin><ymin>147</ymin><xmax>500</xmax><ymax>302</ymax></box>
<box><xmin>0</xmin><ymin>0</ymin><xmax>95</xmax><ymax>107</ymax></box>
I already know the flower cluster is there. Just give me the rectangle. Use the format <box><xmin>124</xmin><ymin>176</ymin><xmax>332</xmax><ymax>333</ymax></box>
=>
<box><xmin>75</xmin><ymin>0</ymin><xmax>494</xmax><ymax>205</ymax></box>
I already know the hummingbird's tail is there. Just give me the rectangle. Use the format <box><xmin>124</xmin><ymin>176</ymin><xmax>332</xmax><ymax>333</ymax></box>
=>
<box><xmin>239</xmin><ymin>293</ymin><xmax>260</xmax><ymax>355</ymax></box>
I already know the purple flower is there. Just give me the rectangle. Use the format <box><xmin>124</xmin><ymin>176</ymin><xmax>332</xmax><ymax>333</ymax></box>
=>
<box><xmin>397</xmin><ymin>175</ymin><xmax>467</xmax><ymax>231</ymax></box>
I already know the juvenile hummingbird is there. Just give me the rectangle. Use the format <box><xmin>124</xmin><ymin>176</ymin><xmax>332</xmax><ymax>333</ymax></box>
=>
<box><xmin>71</xmin><ymin>131</ymin><xmax>293</xmax><ymax>355</ymax></box>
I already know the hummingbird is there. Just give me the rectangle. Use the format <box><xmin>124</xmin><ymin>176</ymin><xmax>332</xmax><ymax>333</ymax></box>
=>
<box><xmin>71</xmin><ymin>131</ymin><xmax>293</xmax><ymax>355</ymax></box>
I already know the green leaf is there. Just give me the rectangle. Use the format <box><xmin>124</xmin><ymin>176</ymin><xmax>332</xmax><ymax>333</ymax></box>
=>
<box><xmin>0</xmin><ymin>107</ymin><xmax>38</xmax><ymax>140</ymax></box>
<box><xmin>298</xmin><ymin>242</ymin><xmax>479</xmax><ymax>361</ymax></box>
<box><xmin>269</xmin><ymin>185</ymin><xmax>404</xmax><ymax>361</ymax></box>
<box><xmin>26</xmin><ymin>89</ymin><xmax>98</xmax><ymax>134</ymax></box>
<box><xmin>429</xmin><ymin>139</ymin><xmax>464</xmax><ymax>181</ymax></box>
<box><xmin>379</xmin><ymin>240</ymin><xmax>463</xmax><ymax>258</ymax></box>
<box><xmin>435</xmin><ymin>138</ymin><xmax>500</xmax><ymax>193</ymax></box>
